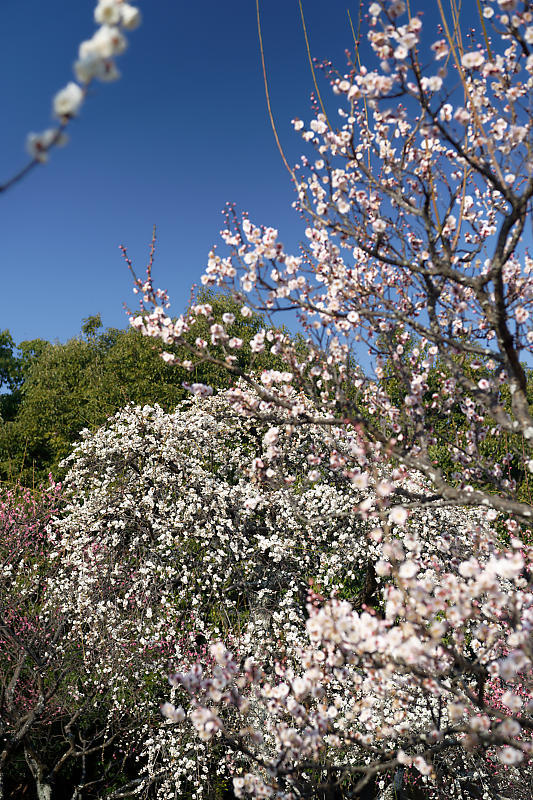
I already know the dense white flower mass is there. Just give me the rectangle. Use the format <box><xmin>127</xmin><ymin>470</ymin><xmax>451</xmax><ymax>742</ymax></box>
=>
<box><xmin>50</xmin><ymin>390</ymin><xmax>372</xmax><ymax>645</ymax></box>
<box><xmin>43</xmin><ymin>392</ymin><xmax>374</xmax><ymax>795</ymax></box>
<box><xmin>39</xmin><ymin>387</ymin><xmax>530</xmax><ymax>798</ymax></box>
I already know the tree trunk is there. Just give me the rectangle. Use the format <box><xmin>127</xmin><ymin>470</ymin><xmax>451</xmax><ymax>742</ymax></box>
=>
<box><xmin>24</xmin><ymin>747</ymin><xmax>52</xmax><ymax>800</ymax></box>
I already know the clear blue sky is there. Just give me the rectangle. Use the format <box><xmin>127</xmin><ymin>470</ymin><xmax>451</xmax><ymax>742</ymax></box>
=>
<box><xmin>1</xmin><ymin>0</ymin><xmax>366</xmax><ymax>345</ymax></box>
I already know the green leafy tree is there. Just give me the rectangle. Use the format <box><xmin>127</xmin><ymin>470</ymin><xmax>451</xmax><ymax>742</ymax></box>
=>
<box><xmin>0</xmin><ymin>293</ymin><xmax>286</xmax><ymax>485</ymax></box>
<box><xmin>0</xmin><ymin>333</ymin><xmax>47</xmax><ymax>426</ymax></box>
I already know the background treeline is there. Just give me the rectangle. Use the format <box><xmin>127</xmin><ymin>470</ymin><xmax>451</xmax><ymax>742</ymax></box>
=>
<box><xmin>2</xmin><ymin>300</ymin><xmax>533</xmax><ymax>508</ymax></box>
<box><xmin>0</xmin><ymin>293</ymin><xmax>283</xmax><ymax>486</ymax></box>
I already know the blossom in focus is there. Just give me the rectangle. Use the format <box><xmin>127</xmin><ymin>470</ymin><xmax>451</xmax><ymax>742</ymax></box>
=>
<box><xmin>515</xmin><ymin>306</ymin><xmax>530</xmax><ymax>324</ymax></box>
<box><xmin>461</xmin><ymin>51</ymin><xmax>484</xmax><ymax>69</ymax></box>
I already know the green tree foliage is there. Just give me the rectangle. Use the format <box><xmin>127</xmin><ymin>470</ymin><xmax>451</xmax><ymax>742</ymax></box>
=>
<box><xmin>0</xmin><ymin>293</ymin><xmax>282</xmax><ymax>485</ymax></box>
<box><xmin>0</xmin><ymin>332</ymin><xmax>48</xmax><ymax>425</ymax></box>
<box><xmin>378</xmin><ymin>333</ymin><xmax>533</xmax><ymax>511</ymax></box>
<box><xmin>0</xmin><ymin>330</ymin><xmax>20</xmax><ymax>424</ymax></box>
<box><xmin>0</xmin><ymin>330</ymin><xmax>19</xmax><ymax>393</ymax></box>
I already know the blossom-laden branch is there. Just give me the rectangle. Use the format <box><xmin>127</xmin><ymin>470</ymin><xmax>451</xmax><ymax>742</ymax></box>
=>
<box><xmin>164</xmin><ymin>530</ymin><xmax>533</xmax><ymax>799</ymax></box>
<box><xmin>0</xmin><ymin>0</ymin><xmax>141</xmax><ymax>195</ymax></box>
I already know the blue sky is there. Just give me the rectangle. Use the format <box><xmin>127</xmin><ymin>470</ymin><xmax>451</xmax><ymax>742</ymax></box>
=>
<box><xmin>1</xmin><ymin>0</ymin><xmax>365</xmax><ymax>345</ymax></box>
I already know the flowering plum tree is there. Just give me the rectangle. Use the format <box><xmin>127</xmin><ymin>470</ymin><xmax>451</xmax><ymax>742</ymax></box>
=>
<box><xmin>131</xmin><ymin>0</ymin><xmax>533</xmax><ymax>522</ymax></box>
<box><xmin>127</xmin><ymin>1</ymin><xmax>533</xmax><ymax>797</ymax></box>
<box><xmin>0</xmin><ymin>482</ymin><xmax>63</xmax><ymax>799</ymax></box>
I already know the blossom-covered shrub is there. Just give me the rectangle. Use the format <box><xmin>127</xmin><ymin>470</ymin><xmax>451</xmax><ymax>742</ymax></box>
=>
<box><xmin>43</xmin><ymin>392</ymin><xmax>375</xmax><ymax>797</ymax></box>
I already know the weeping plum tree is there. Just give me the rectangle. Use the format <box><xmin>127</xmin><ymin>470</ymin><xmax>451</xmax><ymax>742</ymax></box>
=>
<box><xmin>128</xmin><ymin>1</ymin><xmax>533</xmax><ymax>797</ymax></box>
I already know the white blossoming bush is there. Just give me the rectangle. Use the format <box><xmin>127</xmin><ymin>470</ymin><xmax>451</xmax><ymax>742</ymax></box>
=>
<box><xmin>44</xmin><ymin>384</ymin><xmax>532</xmax><ymax>798</ymax></box>
<box><xmin>44</xmin><ymin>390</ymin><xmax>382</xmax><ymax>797</ymax></box>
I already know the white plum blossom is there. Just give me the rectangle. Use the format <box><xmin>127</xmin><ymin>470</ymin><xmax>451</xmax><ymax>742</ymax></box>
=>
<box><xmin>263</xmin><ymin>427</ymin><xmax>279</xmax><ymax>446</ymax></box>
<box><xmin>120</xmin><ymin>2</ymin><xmax>142</xmax><ymax>30</ymax></box>
<box><xmin>53</xmin><ymin>82</ymin><xmax>85</xmax><ymax>118</ymax></box>
<box><xmin>184</xmin><ymin>382</ymin><xmax>214</xmax><ymax>397</ymax></box>
<box><xmin>372</xmin><ymin>218</ymin><xmax>387</xmax><ymax>233</ymax></box>
<box><xmin>160</xmin><ymin>702</ymin><xmax>186</xmax><ymax>723</ymax></box>
<box><xmin>26</xmin><ymin>129</ymin><xmax>65</xmax><ymax>162</ymax></box>
<box><xmin>516</xmin><ymin>306</ymin><xmax>530</xmax><ymax>324</ymax></box>
<box><xmin>389</xmin><ymin>505</ymin><xmax>407</xmax><ymax>525</ymax></box>
<box><xmin>3</xmin><ymin>0</ymin><xmax>141</xmax><ymax>187</ymax></box>
<box><xmin>83</xmin><ymin>24</ymin><xmax>128</xmax><ymax>59</ymax></box>
<box><xmin>94</xmin><ymin>0</ymin><xmax>122</xmax><ymax>25</ymax></box>
<box><xmin>461</xmin><ymin>51</ymin><xmax>485</xmax><ymax>70</ymax></box>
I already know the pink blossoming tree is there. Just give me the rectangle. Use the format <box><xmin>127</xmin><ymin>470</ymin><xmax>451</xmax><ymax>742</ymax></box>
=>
<box><xmin>0</xmin><ymin>482</ymin><xmax>130</xmax><ymax>800</ymax></box>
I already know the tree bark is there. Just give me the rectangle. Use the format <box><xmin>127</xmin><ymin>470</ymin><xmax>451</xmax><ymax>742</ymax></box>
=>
<box><xmin>24</xmin><ymin>747</ymin><xmax>52</xmax><ymax>800</ymax></box>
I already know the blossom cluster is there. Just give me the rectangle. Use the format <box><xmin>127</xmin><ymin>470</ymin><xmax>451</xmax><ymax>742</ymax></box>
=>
<box><xmin>26</xmin><ymin>0</ymin><xmax>141</xmax><ymax>164</ymax></box>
